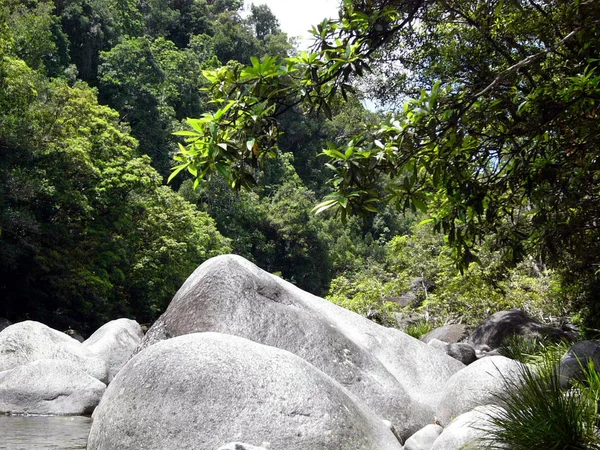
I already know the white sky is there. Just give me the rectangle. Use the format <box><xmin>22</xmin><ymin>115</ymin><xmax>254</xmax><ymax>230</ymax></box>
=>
<box><xmin>244</xmin><ymin>0</ymin><xmax>341</xmax><ymax>49</ymax></box>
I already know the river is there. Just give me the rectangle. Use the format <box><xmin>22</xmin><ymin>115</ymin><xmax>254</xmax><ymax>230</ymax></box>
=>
<box><xmin>0</xmin><ymin>415</ymin><xmax>91</xmax><ymax>449</ymax></box>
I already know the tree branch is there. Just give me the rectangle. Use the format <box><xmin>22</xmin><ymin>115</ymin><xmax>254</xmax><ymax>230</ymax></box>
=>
<box><xmin>474</xmin><ymin>26</ymin><xmax>586</xmax><ymax>98</ymax></box>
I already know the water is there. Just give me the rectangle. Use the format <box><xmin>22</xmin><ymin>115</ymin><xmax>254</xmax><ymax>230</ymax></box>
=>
<box><xmin>0</xmin><ymin>415</ymin><xmax>91</xmax><ymax>449</ymax></box>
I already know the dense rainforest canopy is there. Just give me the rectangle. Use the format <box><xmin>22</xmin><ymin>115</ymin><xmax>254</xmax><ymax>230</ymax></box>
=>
<box><xmin>1</xmin><ymin>0</ymin><xmax>598</xmax><ymax>335</ymax></box>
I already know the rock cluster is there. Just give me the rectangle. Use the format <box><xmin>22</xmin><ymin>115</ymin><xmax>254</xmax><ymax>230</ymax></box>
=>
<box><xmin>1</xmin><ymin>254</ymin><xmax>591</xmax><ymax>450</ymax></box>
<box><xmin>0</xmin><ymin>319</ymin><xmax>143</xmax><ymax>415</ymax></box>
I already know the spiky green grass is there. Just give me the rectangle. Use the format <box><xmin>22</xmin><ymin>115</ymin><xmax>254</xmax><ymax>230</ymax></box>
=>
<box><xmin>404</xmin><ymin>320</ymin><xmax>433</xmax><ymax>339</ymax></box>
<box><xmin>480</xmin><ymin>348</ymin><xmax>600</xmax><ymax>450</ymax></box>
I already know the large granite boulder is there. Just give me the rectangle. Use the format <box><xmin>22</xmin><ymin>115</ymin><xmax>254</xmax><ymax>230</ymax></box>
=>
<box><xmin>0</xmin><ymin>359</ymin><xmax>106</xmax><ymax>415</ymax></box>
<box><xmin>138</xmin><ymin>255</ymin><xmax>464</xmax><ymax>440</ymax></box>
<box><xmin>83</xmin><ymin>318</ymin><xmax>144</xmax><ymax>382</ymax></box>
<box><xmin>467</xmin><ymin>309</ymin><xmax>570</xmax><ymax>350</ymax></box>
<box><xmin>436</xmin><ymin>356</ymin><xmax>524</xmax><ymax>426</ymax></box>
<box><xmin>557</xmin><ymin>340</ymin><xmax>600</xmax><ymax>388</ymax></box>
<box><xmin>421</xmin><ymin>324</ymin><xmax>467</xmax><ymax>344</ymax></box>
<box><xmin>88</xmin><ymin>332</ymin><xmax>404</xmax><ymax>450</ymax></box>
<box><xmin>0</xmin><ymin>321</ymin><xmax>107</xmax><ymax>382</ymax></box>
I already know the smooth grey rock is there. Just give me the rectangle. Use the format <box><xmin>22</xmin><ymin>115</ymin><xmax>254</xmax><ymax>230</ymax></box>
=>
<box><xmin>0</xmin><ymin>321</ymin><xmax>107</xmax><ymax>382</ymax></box>
<box><xmin>217</xmin><ymin>444</ymin><xmax>268</xmax><ymax>450</ymax></box>
<box><xmin>0</xmin><ymin>359</ymin><xmax>106</xmax><ymax>415</ymax></box>
<box><xmin>138</xmin><ymin>255</ymin><xmax>464</xmax><ymax>440</ymax></box>
<box><xmin>436</xmin><ymin>356</ymin><xmax>524</xmax><ymax>426</ymax></box>
<box><xmin>0</xmin><ymin>318</ymin><xmax>11</xmax><ymax>333</ymax></box>
<box><xmin>557</xmin><ymin>340</ymin><xmax>600</xmax><ymax>388</ymax></box>
<box><xmin>427</xmin><ymin>339</ymin><xmax>449</xmax><ymax>351</ymax></box>
<box><xmin>467</xmin><ymin>309</ymin><xmax>570</xmax><ymax>350</ymax></box>
<box><xmin>421</xmin><ymin>324</ymin><xmax>467</xmax><ymax>344</ymax></box>
<box><xmin>430</xmin><ymin>406</ymin><xmax>501</xmax><ymax>450</ymax></box>
<box><xmin>404</xmin><ymin>424</ymin><xmax>443</xmax><ymax>450</ymax></box>
<box><xmin>446</xmin><ymin>343</ymin><xmax>477</xmax><ymax>365</ymax></box>
<box><xmin>88</xmin><ymin>332</ymin><xmax>404</xmax><ymax>450</ymax></box>
<box><xmin>83</xmin><ymin>318</ymin><xmax>144</xmax><ymax>382</ymax></box>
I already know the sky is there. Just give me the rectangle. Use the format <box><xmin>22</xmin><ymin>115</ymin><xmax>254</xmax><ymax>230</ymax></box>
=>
<box><xmin>244</xmin><ymin>0</ymin><xmax>341</xmax><ymax>48</ymax></box>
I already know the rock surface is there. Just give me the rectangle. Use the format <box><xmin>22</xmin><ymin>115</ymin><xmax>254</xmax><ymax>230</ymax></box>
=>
<box><xmin>421</xmin><ymin>324</ymin><xmax>467</xmax><ymax>344</ymax></box>
<box><xmin>138</xmin><ymin>255</ymin><xmax>464</xmax><ymax>439</ymax></box>
<box><xmin>467</xmin><ymin>309</ymin><xmax>570</xmax><ymax>350</ymax></box>
<box><xmin>0</xmin><ymin>359</ymin><xmax>106</xmax><ymax>415</ymax></box>
<box><xmin>557</xmin><ymin>340</ymin><xmax>600</xmax><ymax>388</ymax></box>
<box><xmin>0</xmin><ymin>321</ymin><xmax>107</xmax><ymax>382</ymax></box>
<box><xmin>446</xmin><ymin>343</ymin><xmax>477</xmax><ymax>365</ymax></box>
<box><xmin>436</xmin><ymin>356</ymin><xmax>524</xmax><ymax>426</ymax></box>
<box><xmin>427</xmin><ymin>339</ymin><xmax>449</xmax><ymax>352</ymax></box>
<box><xmin>404</xmin><ymin>424</ymin><xmax>443</xmax><ymax>450</ymax></box>
<box><xmin>83</xmin><ymin>318</ymin><xmax>144</xmax><ymax>382</ymax></box>
<box><xmin>430</xmin><ymin>406</ymin><xmax>499</xmax><ymax>450</ymax></box>
<box><xmin>217</xmin><ymin>444</ymin><xmax>268</xmax><ymax>450</ymax></box>
<box><xmin>88</xmin><ymin>332</ymin><xmax>404</xmax><ymax>450</ymax></box>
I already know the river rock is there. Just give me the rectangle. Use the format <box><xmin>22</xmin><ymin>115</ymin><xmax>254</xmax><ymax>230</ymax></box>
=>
<box><xmin>446</xmin><ymin>343</ymin><xmax>477</xmax><ymax>365</ymax></box>
<box><xmin>83</xmin><ymin>318</ymin><xmax>144</xmax><ymax>382</ymax></box>
<box><xmin>421</xmin><ymin>324</ymin><xmax>467</xmax><ymax>344</ymax></box>
<box><xmin>467</xmin><ymin>309</ymin><xmax>570</xmax><ymax>350</ymax></box>
<box><xmin>138</xmin><ymin>255</ymin><xmax>464</xmax><ymax>440</ymax></box>
<box><xmin>430</xmin><ymin>406</ymin><xmax>499</xmax><ymax>450</ymax></box>
<box><xmin>0</xmin><ymin>321</ymin><xmax>107</xmax><ymax>382</ymax></box>
<box><xmin>436</xmin><ymin>356</ymin><xmax>524</xmax><ymax>426</ymax></box>
<box><xmin>0</xmin><ymin>359</ymin><xmax>106</xmax><ymax>415</ymax></box>
<box><xmin>88</xmin><ymin>332</ymin><xmax>404</xmax><ymax>450</ymax></box>
<box><xmin>404</xmin><ymin>423</ymin><xmax>443</xmax><ymax>450</ymax></box>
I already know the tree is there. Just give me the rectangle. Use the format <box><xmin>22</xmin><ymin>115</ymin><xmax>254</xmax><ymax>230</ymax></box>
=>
<box><xmin>98</xmin><ymin>36</ymin><xmax>208</xmax><ymax>177</ymax></box>
<box><xmin>0</xmin><ymin>56</ymin><xmax>229</xmax><ymax>333</ymax></box>
<box><xmin>171</xmin><ymin>0</ymin><xmax>600</xmax><ymax>324</ymax></box>
<box><xmin>247</xmin><ymin>3</ymin><xmax>280</xmax><ymax>42</ymax></box>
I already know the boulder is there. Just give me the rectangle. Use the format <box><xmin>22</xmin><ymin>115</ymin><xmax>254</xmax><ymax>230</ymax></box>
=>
<box><xmin>429</xmin><ymin>406</ymin><xmax>500</xmax><ymax>450</ymax></box>
<box><xmin>467</xmin><ymin>309</ymin><xmax>570</xmax><ymax>350</ymax></box>
<box><xmin>0</xmin><ymin>321</ymin><xmax>107</xmax><ymax>382</ymax></box>
<box><xmin>445</xmin><ymin>343</ymin><xmax>477</xmax><ymax>365</ymax></box>
<box><xmin>404</xmin><ymin>424</ymin><xmax>443</xmax><ymax>450</ymax></box>
<box><xmin>427</xmin><ymin>339</ymin><xmax>449</xmax><ymax>352</ymax></box>
<box><xmin>138</xmin><ymin>255</ymin><xmax>464</xmax><ymax>440</ymax></box>
<box><xmin>88</xmin><ymin>332</ymin><xmax>404</xmax><ymax>450</ymax></box>
<box><xmin>0</xmin><ymin>359</ymin><xmax>106</xmax><ymax>415</ymax></box>
<box><xmin>421</xmin><ymin>324</ymin><xmax>467</xmax><ymax>344</ymax></box>
<box><xmin>557</xmin><ymin>340</ymin><xmax>600</xmax><ymax>388</ymax></box>
<box><xmin>83</xmin><ymin>318</ymin><xmax>144</xmax><ymax>382</ymax></box>
<box><xmin>0</xmin><ymin>318</ymin><xmax>11</xmax><ymax>333</ymax></box>
<box><xmin>436</xmin><ymin>356</ymin><xmax>524</xmax><ymax>426</ymax></box>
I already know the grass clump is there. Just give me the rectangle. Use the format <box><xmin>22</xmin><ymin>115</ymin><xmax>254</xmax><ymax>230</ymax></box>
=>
<box><xmin>499</xmin><ymin>335</ymin><xmax>571</xmax><ymax>365</ymax></box>
<box><xmin>481</xmin><ymin>347</ymin><xmax>600</xmax><ymax>449</ymax></box>
<box><xmin>404</xmin><ymin>320</ymin><xmax>434</xmax><ymax>339</ymax></box>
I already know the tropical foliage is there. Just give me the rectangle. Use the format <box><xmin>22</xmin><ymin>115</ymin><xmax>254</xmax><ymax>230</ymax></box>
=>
<box><xmin>173</xmin><ymin>0</ymin><xmax>600</xmax><ymax>328</ymax></box>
